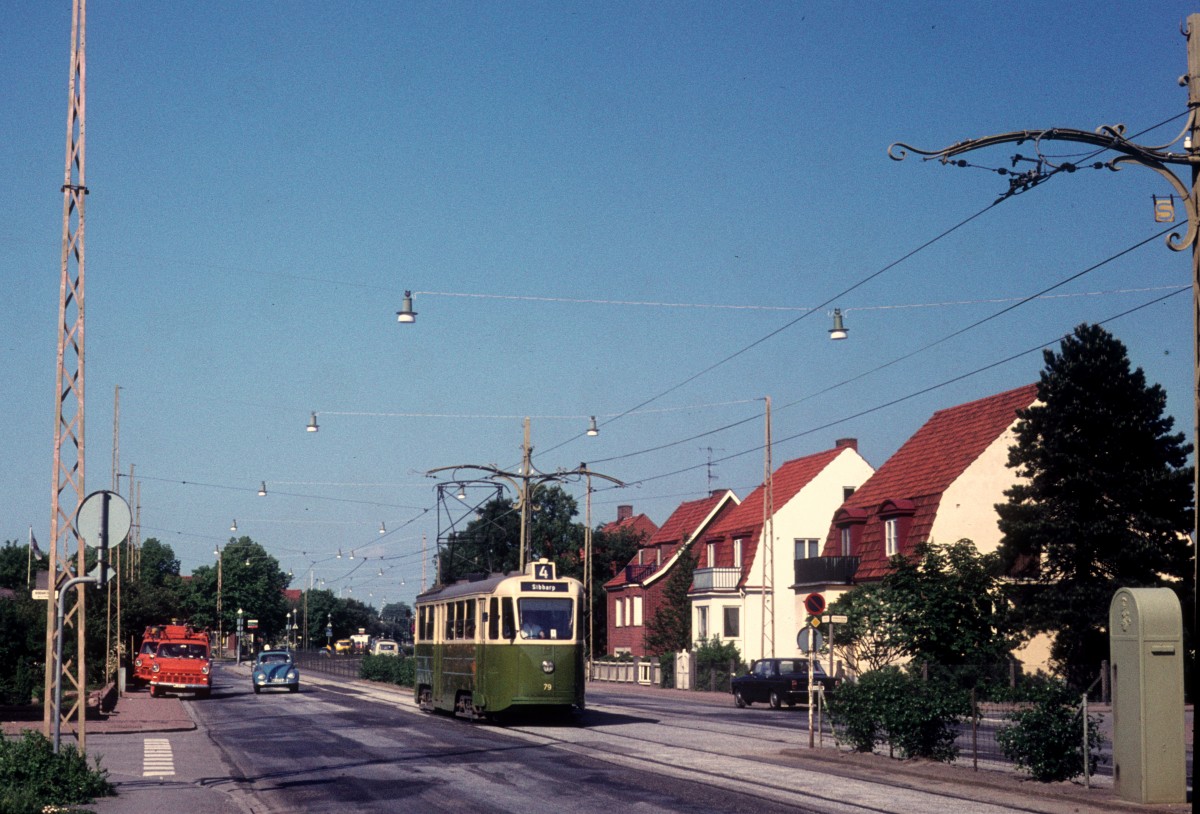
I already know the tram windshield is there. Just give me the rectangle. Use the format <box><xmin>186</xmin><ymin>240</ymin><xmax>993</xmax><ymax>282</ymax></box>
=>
<box><xmin>517</xmin><ymin>598</ymin><xmax>573</xmax><ymax>640</ymax></box>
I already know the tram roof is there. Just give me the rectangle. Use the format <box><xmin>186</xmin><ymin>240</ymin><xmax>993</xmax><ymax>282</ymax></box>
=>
<box><xmin>416</xmin><ymin>572</ymin><xmax>510</xmax><ymax>603</ymax></box>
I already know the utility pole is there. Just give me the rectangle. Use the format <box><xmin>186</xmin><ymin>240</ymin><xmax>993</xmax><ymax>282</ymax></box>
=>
<box><xmin>44</xmin><ymin>0</ymin><xmax>89</xmax><ymax>746</ymax></box>
<box><xmin>760</xmin><ymin>397</ymin><xmax>774</xmax><ymax>661</ymax></box>
<box><xmin>890</xmin><ymin>16</ymin><xmax>1200</xmax><ymax>803</ymax></box>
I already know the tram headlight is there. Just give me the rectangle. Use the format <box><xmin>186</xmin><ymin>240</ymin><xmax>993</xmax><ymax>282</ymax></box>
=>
<box><xmin>541</xmin><ymin>660</ymin><xmax>555</xmax><ymax>674</ymax></box>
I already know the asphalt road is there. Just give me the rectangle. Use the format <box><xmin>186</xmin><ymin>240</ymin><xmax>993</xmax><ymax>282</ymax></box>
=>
<box><xmin>85</xmin><ymin>663</ymin><xmax>1188</xmax><ymax>814</ymax></box>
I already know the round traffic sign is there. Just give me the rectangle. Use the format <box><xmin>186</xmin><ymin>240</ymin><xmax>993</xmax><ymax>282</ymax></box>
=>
<box><xmin>75</xmin><ymin>490</ymin><xmax>132</xmax><ymax>548</ymax></box>
<box><xmin>803</xmin><ymin>592</ymin><xmax>826</xmax><ymax>616</ymax></box>
<box><xmin>797</xmin><ymin>628</ymin><xmax>824</xmax><ymax>653</ymax></box>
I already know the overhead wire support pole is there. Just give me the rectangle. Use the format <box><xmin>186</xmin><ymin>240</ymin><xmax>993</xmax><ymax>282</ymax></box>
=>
<box><xmin>427</xmin><ymin>419</ymin><xmax>623</xmax><ymax>574</ymax></box>
<box><xmin>44</xmin><ymin>0</ymin><xmax>89</xmax><ymax>747</ymax></box>
<box><xmin>890</xmin><ymin>14</ymin><xmax>1200</xmax><ymax>782</ymax></box>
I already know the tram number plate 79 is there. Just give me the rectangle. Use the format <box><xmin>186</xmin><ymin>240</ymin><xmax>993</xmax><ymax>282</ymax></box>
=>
<box><xmin>543</xmin><ymin>683</ymin><xmax>553</xmax><ymax>691</ymax></box>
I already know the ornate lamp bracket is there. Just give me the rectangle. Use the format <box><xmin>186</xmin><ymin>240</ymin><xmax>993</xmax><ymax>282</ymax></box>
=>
<box><xmin>889</xmin><ymin>122</ymin><xmax>1200</xmax><ymax>252</ymax></box>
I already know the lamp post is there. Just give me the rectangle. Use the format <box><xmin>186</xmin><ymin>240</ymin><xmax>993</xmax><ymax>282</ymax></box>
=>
<box><xmin>325</xmin><ymin>613</ymin><xmax>333</xmax><ymax>651</ymax></box>
<box><xmin>236</xmin><ymin>608</ymin><xmax>244</xmax><ymax>665</ymax></box>
<box><xmin>213</xmin><ymin>546</ymin><xmax>223</xmax><ymax>658</ymax></box>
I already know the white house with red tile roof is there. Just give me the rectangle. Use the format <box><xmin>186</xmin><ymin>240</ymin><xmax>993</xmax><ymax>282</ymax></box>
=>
<box><xmin>604</xmin><ymin>490</ymin><xmax>738</xmax><ymax>657</ymax></box>
<box><xmin>812</xmin><ymin>384</ymin><xmax>1044</xmax><ymax>667</ymax></box>
<box><xmin>691</xmin><ymin>439</ymin><xmax>874</xmax><ymax>663</ymax></box>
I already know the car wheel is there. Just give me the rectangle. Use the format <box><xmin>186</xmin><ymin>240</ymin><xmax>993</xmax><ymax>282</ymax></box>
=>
<box><xmin>150</xmin><ymin>685</ymin><xmax>160</xmax><ymax>698</ymax></box>
<box><xmin>289</xmin><ymin>684</ymin><xmax>299</xmax><ymax>693</ymax></box>
<box><xmin>196</xmin><ymin>689</ymin><xmax>210</xmax><ymax>700</ymax></box>
<box><xmin>253</xmin><ymin>685</ymin><xmax>261</xmax><ymax>694</ymax></box>
<box><xmin>734</xmin><ymin>690</ymin><xmax>749</xmax><ymax>708</ymax></box>
<box><xmin>769</xmin><ymin>690</ymin><xmax>782</xmax><ymax>709</ymax></box>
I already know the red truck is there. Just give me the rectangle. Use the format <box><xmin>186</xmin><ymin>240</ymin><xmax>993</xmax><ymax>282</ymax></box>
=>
<box><xmin>134</xmin><ymin>624</ymin><xmax>212</xmax><ymax>698</ymax></box>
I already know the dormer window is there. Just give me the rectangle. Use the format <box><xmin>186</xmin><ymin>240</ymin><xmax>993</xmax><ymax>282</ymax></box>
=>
<box><xmin>833</xmin><ymin>506</ymin><xmax>868</xmax><ymax>558</ymax></box>
<box><xmin>733</xmin><ymin>538</ymin><xmax>743</xmax><ymax>567</ymax></box>
<box><xmin>878</xmin><ymin>499</ymin><xmax>917</xmax><ymax>560</ymax></box>
<box><xmin>840</xmin><ymin>527</ymin><xmax>852</xmax><ymax>556</ymax></box>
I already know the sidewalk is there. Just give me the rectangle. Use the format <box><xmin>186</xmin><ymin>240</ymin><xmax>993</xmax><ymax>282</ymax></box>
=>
<box><xmin>0</xmin><ymin>687</ymin><xmax>195</xmax><ymax>739</ymax></box>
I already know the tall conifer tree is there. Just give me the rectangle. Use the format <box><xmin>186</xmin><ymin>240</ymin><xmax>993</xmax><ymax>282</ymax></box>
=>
<box><xmin>995</xmin><ymin>324</ymin><xmax>1193</xmax><ymax>687</ymax></box>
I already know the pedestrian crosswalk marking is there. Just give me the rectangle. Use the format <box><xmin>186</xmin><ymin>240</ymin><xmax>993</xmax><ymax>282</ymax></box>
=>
<box><xmin>143</xmin><ymin>737</ymin><xmax>175</xmax><ymax>777</ymax></box>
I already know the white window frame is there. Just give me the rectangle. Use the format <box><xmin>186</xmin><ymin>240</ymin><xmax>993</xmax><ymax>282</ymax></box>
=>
<box><xmin>696</xmin><ymin>606</ymin><xmax>708</xmax><ymax>641</ymax></box>
<box><xmin>733</xmin><ymin>538</ymin><xmax>743</xmax><ymax>568</ymax></box>
<box><xmin>615</xmin><ymin>598</ymin><xmax>624</xmax><ymax>627</ymax></box>
<box><xmin>794</xmin><ymin>538</ymin><xmax>820</xmax><ymax>559</ymax></box>
<box><xmin>885</xmin><ymin>518</ymin><xmax>898</xmax><ymax>556</ymax></box>
<box><xmin>632</xmin><ymin>596</ymin><xmax>643</xmax><ymax>627</ymax></box>
<box><xmin>707</xmin><ymin>542</ymin><xmax>716</xmax><ymax>567</ymax></box>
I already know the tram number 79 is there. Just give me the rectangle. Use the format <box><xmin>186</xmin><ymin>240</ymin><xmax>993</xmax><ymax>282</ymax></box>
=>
<box><xmin>543</xmin><ymin>683</ymin><xmax>553</xmax><ymax>691</ymax></box>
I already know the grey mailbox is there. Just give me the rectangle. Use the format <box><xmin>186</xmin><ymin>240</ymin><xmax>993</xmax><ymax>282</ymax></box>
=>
<box><xmin>1109</xmin><ymin>587</ymin><xmax>1185</xmax><ymax>804</ymax></box>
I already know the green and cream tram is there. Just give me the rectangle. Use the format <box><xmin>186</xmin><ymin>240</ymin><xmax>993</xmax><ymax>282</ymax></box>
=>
<box><xmin>413</xmin><ymin>558</ymin><xmax>585</xmax><ymax>719</ymax></box>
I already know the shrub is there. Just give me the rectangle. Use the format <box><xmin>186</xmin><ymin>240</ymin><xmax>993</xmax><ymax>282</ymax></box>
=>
<box><xmin>0</xmin><ymin>730</ymin><xmax>114</xmax><ymax>814</ymax></box>
<box><xmin>827</xmin><ymin>666</ymin><xmax>968</xmax><ymax>762</ymax></box>
<box><xmin>996</xmin><ymin>679</ymin><xmax>1102</xmax><ymax>782</ymax></box>
<box><xmin>693</xmin><ymin>637</ymin><xmax>742</xmax><ymax>693</ymax></box>
<box><xmin>359</xmin><ymin>653</ymin><xmax>415</xmax><ymax>687</ymax></box>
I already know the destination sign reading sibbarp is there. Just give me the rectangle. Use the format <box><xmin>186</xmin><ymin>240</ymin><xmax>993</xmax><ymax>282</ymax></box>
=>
<box><xmin>521</xmin><ymin>582</ymin><xmax>568</xmax><ymax>593</ymax></box>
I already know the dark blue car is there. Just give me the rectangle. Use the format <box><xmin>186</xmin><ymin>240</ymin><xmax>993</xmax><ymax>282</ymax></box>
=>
<box><xmin>252</xmin><ymin>650</ymin><xmax>299</xmax><ymax>694</ymax></box>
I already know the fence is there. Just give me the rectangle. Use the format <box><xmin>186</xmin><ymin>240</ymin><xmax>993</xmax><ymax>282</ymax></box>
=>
<box><xmin>294</xmin><ymin>650</ymin><xmax>363</xmax><ymax>680</ymax></box>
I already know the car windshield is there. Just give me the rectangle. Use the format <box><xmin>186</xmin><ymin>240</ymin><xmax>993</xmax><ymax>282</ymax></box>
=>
<box><xmin>258</xmin><ymin>653</ymin><xmax>291</xmax><ymax>665</ymax></box>
<box><xmin>517</xmin><ymin>598</ymin><xmax>573</xmax><ymax>640</ymax></box>
<box><xmin>157</xmin><ymin>643</ymin><xmax>207</xmax><ymax>659</ymax></box>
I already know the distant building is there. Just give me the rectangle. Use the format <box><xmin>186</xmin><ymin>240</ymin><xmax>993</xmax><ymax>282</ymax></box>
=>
<box><xmin>604</xmin><ymin>491</ymin><xmax>738</xmax><ymax>657</ymax></box>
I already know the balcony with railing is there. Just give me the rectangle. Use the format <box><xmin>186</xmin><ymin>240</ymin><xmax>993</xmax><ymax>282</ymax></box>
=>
<box><xmin>623</xmin><ymin>563</ymin><xmax>654</xmax><ymax>584</ymax></box>
<box><xmin>792</xmin><ymin>556</ymin><xmax>859</xmax><ymax>588</ymax></box>
<box><xmin>691</xmin><ymin>567</ymin><xmax>742</xmax><ymax>591</ymax></box>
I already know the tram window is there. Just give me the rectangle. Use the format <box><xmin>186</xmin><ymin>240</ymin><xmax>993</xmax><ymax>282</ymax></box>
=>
<box><xmin>445</xmin><ymin>603</ymin><xmax>456</xmax><ymax>640</ymax></box>
<box><xmin>454</xmin><ymin>601</ymin><xmax>466</xmax><ymax>639</ymax></box>
<box><xmin>501</xmin><ymin>597</ymin><xmax>516</xmax><ymax>640</ymax></box>
<box><xmin>464</xmin><ymin>601</ymin><xmax>476</xmax><ymax>639</ymax></box>
<box><xmin>488</xmin><ymin>598</ymin><xmax>499</xmax><ymax>640</ymax></box>
<box><xmin>518</xmin><ymin>597</ymin><xmax>573</xmax><ymax>640</ymax></box>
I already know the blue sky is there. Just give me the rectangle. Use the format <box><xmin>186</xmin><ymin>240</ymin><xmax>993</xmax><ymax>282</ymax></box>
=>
<box><xmin>2</xmin><ymin>2</ymin><xmax>1195</xmax><ymax>609</ymax></box>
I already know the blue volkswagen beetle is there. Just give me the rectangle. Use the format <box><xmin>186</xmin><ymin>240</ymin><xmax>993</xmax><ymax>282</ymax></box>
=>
<box><xmin>252</xmin><ymin>650</ymin><xmax>299</xmax><ymax>694</ymax></box>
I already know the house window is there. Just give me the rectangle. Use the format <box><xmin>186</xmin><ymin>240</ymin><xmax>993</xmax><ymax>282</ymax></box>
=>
<box><xmin>723</xmin><ymin>607</ymin><xmax>740</xmax><ymax>638</ymax></box>
<box><xmin>633</xmin><ymin>596</ymin><xmax>643</xmax><ymax>626</ymax></box>
<box><xmin>794</xmin><ymin>538</ymin><xmax>820</xmax><ymax>559</ymax></box>
<box><xmin>615</xmin><ymin>598</ymin><xmax>624</xmax><ymax>628</ymax></box>
<box><xmin>733</xmin><ymin>538</ymin><xmax>743</xmax><ymax>567</ymax></box>
<box><xmin>707</xmin><ymin>542</ymin><xmax>716</xmax><ymax>567</ymax></box>
<box><xmin>843</xmin><ymin>486</ymin><xmax>856</xmax><ymax>501</ymax></box>
<box><xmin>656</xmin><ymin>547</ymin><xmax>662</xmax><ymax>567</ymax></box>
<box><xmin>696</xmin><ymin>606</ymin><xmax>708</xmax><ymax>641</ymax></box>
<box><xmin>885</xmin><ymin>518</ymin><xmax>899</xmax><ymax>556</ymax></box>
<box><xmin>840</xmin><ymin>527</ymin><xmax>852</xmax><ymax>556</ymax></box>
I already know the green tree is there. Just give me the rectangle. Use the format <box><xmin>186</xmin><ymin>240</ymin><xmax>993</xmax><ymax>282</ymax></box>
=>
<box><xmin>186</xmin><ymin>537</ymin><xmax>291</xmax><ymax>642</ymax></box>
<box><xmin>644</xmin><ymin>543</ymin><xmax>697</xmax><ymax>655</ymax></box>
<box><xmin>0</xmin><ymin>542</ymin><xmax>46</xmax><ymax>704</ymax></box>
<box><xmin>995</xmin><ymin>324</ymin><xmax>1193</xmax><ymax>688</ymax></box>
<box><xmin>829</xmin><ymin>540</ymin><xmax>1014</xmax><ymax>678</ymax></box>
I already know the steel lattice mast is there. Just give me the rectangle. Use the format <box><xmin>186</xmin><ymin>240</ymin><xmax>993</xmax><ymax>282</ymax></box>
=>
<box><xmin>43</xmin><ymin>0</ymin><xmax>89</xmax><ymax>746</ymax></box>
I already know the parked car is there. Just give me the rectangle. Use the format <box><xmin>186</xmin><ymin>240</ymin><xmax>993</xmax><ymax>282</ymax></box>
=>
<box><xmin>252</xmin><ymin>650</ymin><xmax>300</xmax><ymax>694</ymax></box>
<box><xmin>731</xmin><ymin>657</ymin><xmax>835</xmax><ymax>709</ymax></box>
<box><xmin>370</xmin><ymin>639</ymin><xmax>400</xmax><ymax>656</ymax></box>
<box><xmin>334</xmin><ymin>638</ymin><xmax>353</xmax><ymax>654</ymax></box>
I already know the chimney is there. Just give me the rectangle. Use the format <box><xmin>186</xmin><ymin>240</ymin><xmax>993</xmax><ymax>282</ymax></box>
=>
<box><xmin>835</xmin><ymin>437</ymin><xmax>858</xmax><ymax>451</ymax></box>
<box><xmin>617</xmin><ymin>505</ymin><xmax>633</xmax><ymax>522</ymax></box>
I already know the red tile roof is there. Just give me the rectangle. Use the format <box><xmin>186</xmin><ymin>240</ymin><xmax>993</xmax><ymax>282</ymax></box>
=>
<box><xmin>599</xmin><ymin>513</ymin><xmax>659</xmax><ymax>542</ymax></box>
<box><xmin>605</xmin><ymin>491</ymin><xmax>736</xmax><ymax>589</ymax></box>
<box><xmin>828</xmin><ymin>383</ymin><xmax>1037</xmax><ymax>581</ymax></box>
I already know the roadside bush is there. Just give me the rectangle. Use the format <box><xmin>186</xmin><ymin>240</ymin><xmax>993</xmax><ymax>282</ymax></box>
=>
<box><xmin>693</xmin><ymin>637</ymin><xmax>742</xmax><ymax>693</ymax></box>
<box><xmin>359</xmin><ymin>653</ymin><xmax>415</xmax><ymax>687</ymax></box>
<box><xmin>0</xmin><ymin>730</ymin><xmax>113</xmax><ymax>814</ymax></box>
<box><xmin>996</xmin><ymin>679</ymin><xmax>1102</xmax><ymax>782</ymax></box>
<box><xmin>827</xmin><ymin>666</ymin><xmax>968</xmax><ymax>762</ymax></box>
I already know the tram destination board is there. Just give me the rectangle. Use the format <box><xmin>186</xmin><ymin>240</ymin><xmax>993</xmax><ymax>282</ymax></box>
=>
<box><xmin>521</xmin><ymin>581</ymin><xmax>569</xmax><ymax>593</ymax></box>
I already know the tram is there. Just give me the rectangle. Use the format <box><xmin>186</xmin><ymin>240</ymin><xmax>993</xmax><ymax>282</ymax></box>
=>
<box><xmin>413</xmin><ymin>558</ymin><xmax>585</xmax><ymax>719</ymax></box>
